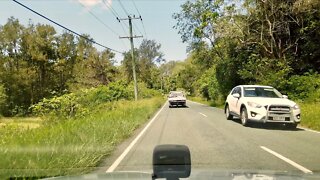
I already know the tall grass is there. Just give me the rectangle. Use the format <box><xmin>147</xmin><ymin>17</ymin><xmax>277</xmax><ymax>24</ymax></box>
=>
<box><xmin>300</xmin><ymin>102</ymin><xmax>320</xmax><ymax>131</ymax></box>
<box><xmin>0</xmin><ymin>97</ymin><xmax>164</xmax><ymax>179</ymax></box>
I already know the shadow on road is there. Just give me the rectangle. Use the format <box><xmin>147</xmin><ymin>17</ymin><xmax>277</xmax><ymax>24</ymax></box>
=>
<box><xmin>230</xmin><ymin>119</ymin><xmax>304</xmax><ymax>131</ymax></box>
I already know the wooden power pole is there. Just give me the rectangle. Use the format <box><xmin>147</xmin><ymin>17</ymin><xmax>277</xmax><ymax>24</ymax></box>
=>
<box><xmin>118</xmin><ymin>15</ymin><xmax>143</xmax><ymax>101</ymax></box>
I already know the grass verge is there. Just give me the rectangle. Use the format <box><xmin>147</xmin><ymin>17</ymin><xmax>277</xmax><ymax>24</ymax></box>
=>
<box><xmin>0</xmin><ymin>97</ymin><xmax>164</xmax><ymax>179</ymax></box>
<box><xmin>0</xmin><ymin>117</ymin><xmax>42</xmax><ymax>129</ymax></box>
<box><xmin>300</xmin><ymin>102</ymin><xmax>320</xmax><ymax>131</ymax></box>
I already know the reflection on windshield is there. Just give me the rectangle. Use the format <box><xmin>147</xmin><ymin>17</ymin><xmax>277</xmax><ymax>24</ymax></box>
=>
<box><xmin>244</xmin><ymin>87</ymin><xmax>281</xmax><ymax>98</ymax></box>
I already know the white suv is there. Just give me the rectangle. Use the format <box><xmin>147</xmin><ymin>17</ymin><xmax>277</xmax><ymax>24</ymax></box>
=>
<box><xmin>225</xmin><ymin>85</ymin><xmax>301</xmax><ymax>129</ymax></box>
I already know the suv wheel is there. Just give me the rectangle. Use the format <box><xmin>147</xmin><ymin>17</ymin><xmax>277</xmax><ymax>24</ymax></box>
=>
<box><xmin>225</xmin><ymin>105</ymin><xmax>233</xmax><ymax>120</ymax></box>
<box><xmin>240</xmin><ymin>107</ymin><xmax>249</xmax><ymax>126</ymax></box>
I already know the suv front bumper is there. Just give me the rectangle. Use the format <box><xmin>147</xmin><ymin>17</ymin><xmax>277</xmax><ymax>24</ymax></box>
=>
<box><xmin>247</xmin><ymin>105</ymin><xmax>300</xmax><ymax>124</ymax></box>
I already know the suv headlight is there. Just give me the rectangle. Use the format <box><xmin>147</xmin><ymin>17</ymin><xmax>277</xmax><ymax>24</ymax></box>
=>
<box><xmin>292</xmin><ymin>104</ymin><xmax>300</xmax><ymax>110</ymax></box>
<box><xmin>247</xmin><ymin>102</ymin><xmax>262</xmax><ymax>108</ymax></box>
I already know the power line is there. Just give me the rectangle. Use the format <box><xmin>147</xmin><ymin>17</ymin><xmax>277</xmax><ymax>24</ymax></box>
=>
<box><xmin>102</xmin><ymin>0</ymin><xmax>142</xmax><ymax>42</ymax></box>
<box><xmin>13</xmin><ymin>0</ymin><xmax>123</xmax><ymax>54</ymax></box>
<box><xmin>102</xmin><ymin>0</ymin><xmax>119</xmax><ymax>16</ymax></box>
<box><xmin>131</xmin><ymin>0</ymin><xmax>141</xmax><ymax>16</ymax></box>
<box><xmin>118</xmin><ymin>0</ymin><xmax>130</xmax><ymax>16</ymax></box>
<box><xmin>140</xmin><ymin>19</ymin><xmax>148</xmax><ymax>38</ymax></box>
<box><xmin>101</xmin><ymin>0</ymin><xmax>128</xmax><ymax>36</ymax></box>
<box><xmin>131</xmin><ymin>0</ymin><xmax>147</xmax><ymax>38</ymax></box>
<box><xmin>78</xmin><ymin>2</ymin><xmax>128</xmax><ymax>49</ymax></box>
<box><xmin>133</xmin><ymin>22</ymin><xmax>143</xmax><ymax>36</ymax></box>
<box><xmin>78</xmin><ymin>2</ymin><xmax>121</xmax><ymax>37</ymax></box>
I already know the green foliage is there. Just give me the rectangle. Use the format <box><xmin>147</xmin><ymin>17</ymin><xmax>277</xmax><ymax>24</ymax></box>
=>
<box><xmin>31</xmin><ymin>93</ymin><xmax>88</xmax><ymax>122</ymax></box>
<box><xmin>0</xmin><ymin>17</ymin><xmax>117</xmax><ymax>116</ymax></box>
<box><xmin>237</xmin><ymin>55</ymin><xmax>292</xmax><ymax>90</ymax></box>
<box><xmin>286</xmin><ymin>73</ymin><xmax>320</xmax><ymax>100</ymax></box>
<box><xmin>138</xmin><ymin>82</ymin><xmax>162</xmax><ymax>98</ymax></box>
<box><xmin>173</xmin><ymin>0</ymin><xmax>222</xmax><ymax>45</ymax></box>
<box><xmin>121</xmin><ymin>39</ymin><xmax>164</xmax><ymax>89</ymax></box>
<box><xmin>0</xmin><ymin>97</ymin><xmax>164</xmax><ymax>179</ymax></box>
<box><xmin>0</xmin><ymin>84</ymin><xmax>7</xmax><ymax>115</ymax></box>
<box><xmin>31</xmin><ymin>80</ymin><xmax>161</xmax><ymax>123</ymax></box>
<box><xmin>196</xmin><ymin>67</ymin><xmax>218</xmax><ymax>100</ymax></box>
<box><xmin>172</xmin><ymin>0</ymin><xmax>320</xmax><ymax>108</ymax></box>
<box><xmin>300</xmin><ymin>102</ymin><xmax>320</xmax><ymax>131</ymax></box>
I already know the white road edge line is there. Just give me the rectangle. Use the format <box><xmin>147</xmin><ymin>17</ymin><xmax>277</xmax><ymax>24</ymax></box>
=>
<box><xmin>106</xmin><ymin>102</ymin><xmax>167</xmax><ymax>173</ymax></box>
<box><xmin>299</xmin><ymin>127</ymin><xmax>320</xmax><ymax>134</ymax></box>
<box><xmin>260</xmin><ymin>146</ymin><xmax>313</xmax><ymax>174</ymax></box>
<box><xmin>199</xmin><ymin>112</ymin><xmax>207</xmax><ymax>117</ymax></box>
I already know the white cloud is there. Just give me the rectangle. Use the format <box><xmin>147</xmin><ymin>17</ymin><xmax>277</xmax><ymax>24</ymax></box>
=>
<box><xmin>102</xmin><ymin>0</ymin><xmax>112</xmax><ymax>9</ymax></box>
<box><xmin>77</xmin><ymin>0</ymin><xmax>112</xmax><ymax>9</ymax></box>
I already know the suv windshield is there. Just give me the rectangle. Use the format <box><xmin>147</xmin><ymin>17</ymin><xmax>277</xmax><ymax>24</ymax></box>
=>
<box><xmin>169</xmin><ymin>92</ymin><xmax>184</xmax><ymax>98</ymax></box>
<box><xmin>244</xmin><ymin>87</ymin><xmax>282</xmax><ymax>98</ymax></box>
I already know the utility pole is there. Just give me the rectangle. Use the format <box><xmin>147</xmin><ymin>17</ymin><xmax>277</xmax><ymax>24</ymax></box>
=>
<box><xmin>118</xmin><ymin>15</ymin><xmax>143</xmax><ymax>101</ymax></box>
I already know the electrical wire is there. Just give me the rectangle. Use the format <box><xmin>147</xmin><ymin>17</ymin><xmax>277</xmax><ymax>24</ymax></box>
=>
<box><xmin>131</xmin><ymin>0</ymin><xmax>147</xmax><ymax>38</ymax></box>
<box><xmin>102</xmin><ymin>0</ymin><xmax>129</xmax><ymax>36</ymax></box>
<box><xmin>13</xmin><ymin>0</ymin><xmax>123</xmax><ymax>54</ymax></box>
<box><xmin>133</xmin><ymin>23</ymin><xmax>143</xmax><ymax>36</ymax></box>
<box><xmin>78</xmin><ymin>1</ymin><xmax>128</xmax><ymax>49</ymax></box>
<box><xmin>78</xmin><ymin>2</ymin><xmax>120</xmax><ymax>36</ymax></box>
<box><xmin>118</xmin><ymin>0</ymin><xmax>130</xmax><ymax>17</ymax></box>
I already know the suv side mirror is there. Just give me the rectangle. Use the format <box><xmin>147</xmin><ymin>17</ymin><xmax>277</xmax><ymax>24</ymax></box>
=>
<box><xmin>282</xmin><ymin>95</ymin><xmax>288</xmax><ymax>99</ymax></box>
<box><xmin>232</xmin><ymin>93</ymin><xmax>240</xmax><ymax>99</ymax></box>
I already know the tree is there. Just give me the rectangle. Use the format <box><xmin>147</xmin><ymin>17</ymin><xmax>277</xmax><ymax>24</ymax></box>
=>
<box><xmin>121</xmin><ymin>39</ymin><xmax>164</xmax><ymax>88</ymax></box>
<box><xmin>54</xmin><ymin>32</ymin><xmax>77</xmax><ymax>94</ymax></box>
<box><xmin>172</xmin><ymin>0</ymin><xmax>320</xmax><ymax>102</ymax></box>
<box><xmin>0</xmin><ymin>17</ymin><xmax>35</xmax><ymax>115</ymax></box>
<box><xmin>0</xmin><ymin>84</ymin><xmax>7</xmax><ymax>115</ymax></box>
<box><xmin>21</xmin><ymin>23</ymin><xmax>57</xmax><ymax>100</ymax></box>
<box><xmin>0</xmin><ymin>17</ymin><xmax>120</xmax><ymax>116</ymax></box>
<box><xmin>138</xmin><ymin>39</ymin><xmax>164</xmax><ymax>88</ymax></box>
<box><xmin>173</xmin><ymin>0</ymin><xmax>221</xmax><ymax>47</ymax></box>
<box><xmin>71</xmin><ymin>37</ymin><xmax>117</xmax><ymax>89</ymax></box>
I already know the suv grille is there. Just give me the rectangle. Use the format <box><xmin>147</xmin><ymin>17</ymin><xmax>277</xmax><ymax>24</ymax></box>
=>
<box><xmin>268</xmin><ymin>105</ymin><xmax>290</xmax><ymax>112</ymax></box>
<box><xmin>267</xmin><ymin>105</ymin><xmax>292</xmax><ymax>121</ymax></box>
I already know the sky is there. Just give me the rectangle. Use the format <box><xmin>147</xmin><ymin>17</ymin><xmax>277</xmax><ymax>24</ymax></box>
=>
<box><xmin>0</xmin><ymin>0</ymin><xmax>188</xmax><ymax>63</ymax></box>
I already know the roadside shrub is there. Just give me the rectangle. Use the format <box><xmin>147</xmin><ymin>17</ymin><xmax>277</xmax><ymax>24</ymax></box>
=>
<box><xmin>31</xmin><ymin>80</ymin><xmax>161</xmax><ymax>122</ymax></box>
<box><xmin>125</xmin><ymin>82</ymin><xmax>161</xmax><ymax>99</ymax></box>
<box><xmin>80</xmin><ymin>81</ymin><xmax>134</xmax><ymax>106</ymax></box>
<box><xmin>138</xmin><ymin>82</ymin><xmax>161</xmax><ymax>98</ymax></box>
<box><xmin>286</xmin><ymin>72</ymin><xmax>320</xmax><ymax>100</ymax></box>
<box><xmin>238</xmin><ymin>56</ymin><xmax>292</xmax><ymax>92</ymax></box>
<box><xmin>0</xmin><ymin>84</ymin><xmax>7</xmax><ymax>116</ymax></box>
<box><xmin>31</xmin><ymin>93</ymin><xmax>88</xmax><ymax>122</ymax></box>
<box><xmin>194</xmin><ymin>67</ymin><xmax>225</xmax><ymax>106</ymax></box>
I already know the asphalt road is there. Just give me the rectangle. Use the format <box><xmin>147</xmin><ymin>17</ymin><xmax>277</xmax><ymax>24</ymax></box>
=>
<box><xmin>99</xmin><ymin>100</ymin><xmax>320</xmax><ymax>174</ymax></box>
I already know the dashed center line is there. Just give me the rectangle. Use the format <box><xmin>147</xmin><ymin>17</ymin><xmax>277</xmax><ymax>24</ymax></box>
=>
<box><xmin>260</xmin><ymin>146</ymin><xmax>312</xmax><ymax>174</ymax></box>
<box><xmin>199</xmin><ymin>112</ymin><xmax>207</xmax><ymax>117</ymax></box>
